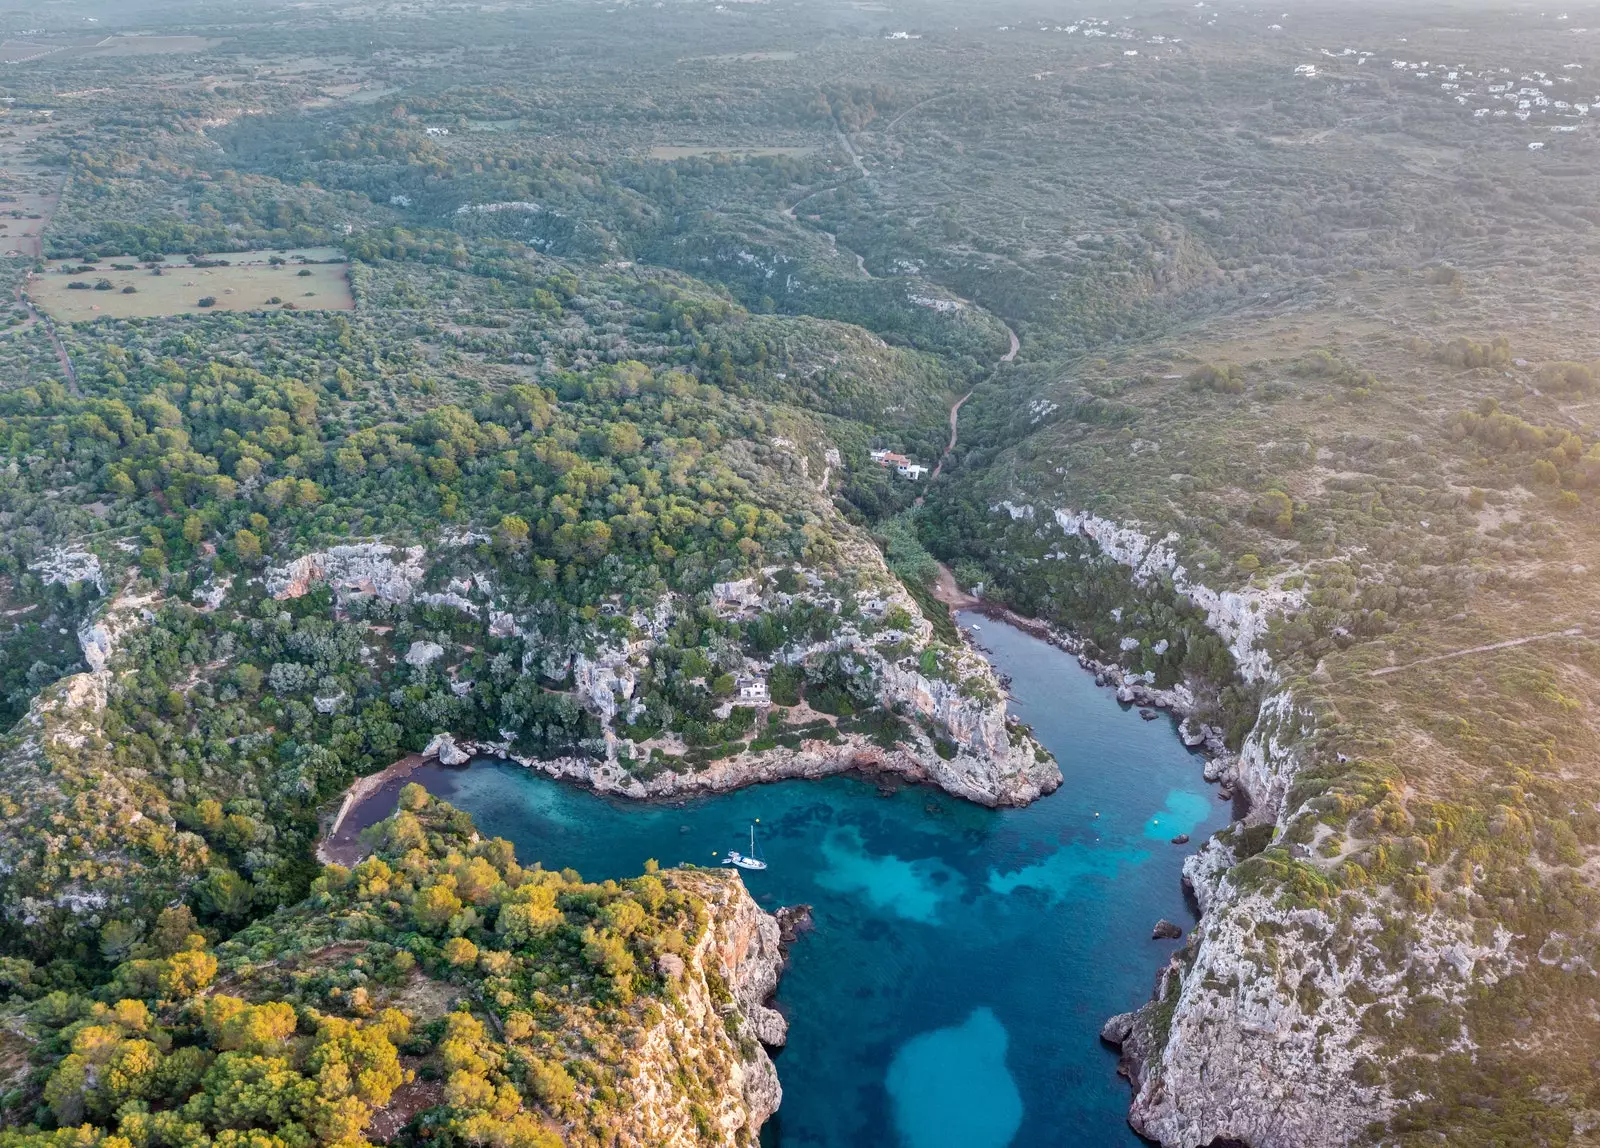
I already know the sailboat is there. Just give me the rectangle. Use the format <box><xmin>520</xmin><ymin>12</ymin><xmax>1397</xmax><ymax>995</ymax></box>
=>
<box><xmin>721</xmin><ymin>820</ymin><xmax>768</xmax><ymax>871</ymax></box>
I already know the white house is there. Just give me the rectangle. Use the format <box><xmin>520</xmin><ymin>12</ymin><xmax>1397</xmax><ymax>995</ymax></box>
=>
<box><xmin>736</xmin><ymin>676</ymin><xmax>770</xmax><ymax>703</ymax></box>
<box><xmin>898</xmin><ymin>462</ymin><xmax>929</xmax><ymax>480</ymax></box>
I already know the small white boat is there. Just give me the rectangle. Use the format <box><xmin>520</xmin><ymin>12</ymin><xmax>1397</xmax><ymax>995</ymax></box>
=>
<box><xmin>721</xmin><ymin>821</ymin><xmax>768</xmax><ymax>871</ymax></box>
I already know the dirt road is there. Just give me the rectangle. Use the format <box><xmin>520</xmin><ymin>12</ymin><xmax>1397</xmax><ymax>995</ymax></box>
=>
<box><xmin>927</xmin><ymin>322</ymin><xmax>1016</xmax><ymax>483</ymax></box>
<box><xmin>931</xmin><ymin>562</ymin><xmax>981</xmax><ymax>610</ymax></box>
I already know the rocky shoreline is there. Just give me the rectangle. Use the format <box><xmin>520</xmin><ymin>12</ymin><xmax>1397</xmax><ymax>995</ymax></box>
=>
<box><xmin>307</xmin><ymin>542</ymin><xmax>1285</xmax><ymax>1148</ymax></box>
<box><xmin>932</xmin><ymin>577</ymin><xmax>1238</xmax><ymax>786</ymax></box>
<box><xmin>317</xmin><ymin>721</ymin><xmax>1060</xmax><ymax>869</ymax></box>
<box><xmin>964</xmin><ymin>511</ymin><xmax>1436</xmax><ymax>1148</ymax></box>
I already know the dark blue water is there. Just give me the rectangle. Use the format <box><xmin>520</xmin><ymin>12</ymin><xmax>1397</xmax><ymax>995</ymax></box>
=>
<box><xmin>408</xmin><ymin>612</ymin><xmax>1226</xmax><ymax>1147</ymax></box>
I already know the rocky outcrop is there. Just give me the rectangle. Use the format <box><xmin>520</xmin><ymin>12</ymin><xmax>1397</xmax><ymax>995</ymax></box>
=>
<box><xmin>626</xmin><ymin>870</ymin><xmax>786</xmax><ymax>1145</ymax></box>
<box><xmin>77</xmin><ymin>583</ymin><xmax>159</xmax><ymax>673</ymax></box>
<box><xmin>1114</xmin><ymin>831</ymin><xmax>1521</xmax><ymax>1147</ymax></box>
<box><xmin>405</xmin><ymin>640</ymin><xmax>445</xmax><ymax>669</ymax></box>
<box><xmin>28</xmin><ymin>548</ymin><xmax>105</xmax><ymax>593</ymax></box>
<box><xmin>880</xmin><ymin>660</ymin><xmax>1008</xmax><ymax>760</ymax></box>
<box><xmin>993</xmin><ymin>500</ymin><xmax>1444</xmax><ymax>1146</ymax></box>
<box><xmin>1092</xmin><ymin>619</ymin><xmax>1519</xmax><ymax>1148</ymax></box>
<box><xmin>573</xmin><ymin>646</ymin><xmax>639</xmax><ymax>724</ymax></box>
<box><xmin>266</xmin><ymin>543</ymin><xmax>428</xmax><ymax>602</ymax></box>
<box><xmin>422</xmin><ymin>732</ymin><xmax>471</xmax><ymax>766</ymax></box>
<box><xmin>875</xmin><ymin>654</ymin><xmax>1059</xmax><ymax>805</ymax></box>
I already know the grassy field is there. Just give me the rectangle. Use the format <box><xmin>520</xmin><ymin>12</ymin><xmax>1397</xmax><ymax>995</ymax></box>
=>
<box><xmin>30</xmin><ymin>249</ymin><xmax>352</xmax><ymax>321</ymax></box>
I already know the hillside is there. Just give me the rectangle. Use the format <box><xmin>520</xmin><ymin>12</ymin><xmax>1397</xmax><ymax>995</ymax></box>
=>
<box><xmin>0</xmin><ymin>789</ymin><xmax>789</xmax><ymax>1148</ymax></box>
<box><xmin>0</xmin><ymin>0</ymin><xmax>1597</xmax><ymax>1145</ymax></box>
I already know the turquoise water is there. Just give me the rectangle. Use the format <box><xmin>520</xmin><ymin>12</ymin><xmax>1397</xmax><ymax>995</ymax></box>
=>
<box><xmin>399</xmin><ymin>612</ymin><xmax>1227</xmax><ymax>1147</ymax></box>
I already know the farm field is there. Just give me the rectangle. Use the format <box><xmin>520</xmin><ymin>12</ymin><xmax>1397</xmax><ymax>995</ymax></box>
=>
<box><xmin>28</xmin><ymin>250</ymin><xmax>351</xmax><ymax>320</ymax></box>
<box><xmin>0</xmin><ymin>118</ymin><xmax>64</xmax><ymax>259</ymax></box>
<box><xmin>0</xmin><ymin>191</ymin><xmax>55</xmax><ymax>259</ymax></box>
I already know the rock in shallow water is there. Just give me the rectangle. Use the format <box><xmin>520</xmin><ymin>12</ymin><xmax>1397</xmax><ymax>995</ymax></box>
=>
<box><xmin>1100</xmin><ymin>1011</ymin><xmax>1136</xmax><ymax>1044</ymax></box>
<box><xmin>1152</xmin><ymin>919</ymin><xmax>1184</xmax><ymax>940</ymax></box>
<box><xmin>775</xmin><ymin>903</ymin><xmax>815</xmax><ymax>947</ymax></box>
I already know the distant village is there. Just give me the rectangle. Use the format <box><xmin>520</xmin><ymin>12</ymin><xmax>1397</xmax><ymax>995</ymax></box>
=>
<box><xmin>1295</xmin><ymin>37</ymin><xmax>1598</xmax><ymax>147</ymax></box>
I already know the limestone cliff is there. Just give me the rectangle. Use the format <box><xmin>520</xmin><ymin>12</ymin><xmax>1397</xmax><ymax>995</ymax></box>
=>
<box><xmin>1107</xmin><ymin>698</ymin><xmax>1519</xmax><ymax>1148</ymax></box>
<box><xmin>1012</xmin><ymin>502</ymin><xmax>1519</xmax><ymax>1148</ymax></box>
<box><xmin>264</xmin><ymin>526</ymin><xmax>1065</xmax><ymax>808</ymax></box>
<box><xmin>626</xmin><ymin>869</ymin><xmax>787</xmax><ymax>1146</ymax></box>
<box><xmin>265</xmin><ymin>541</ymin><xmax>428</xmax><ymax>602</ymax></box>
<box><xmin>426</xmin><ymin>722</ymin><xmax>1054</xmax><ymax>810</ymax></box>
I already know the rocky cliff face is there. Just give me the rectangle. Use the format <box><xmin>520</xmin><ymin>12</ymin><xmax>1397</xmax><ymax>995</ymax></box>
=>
<box><xmin>876</xmin><ymin>657</ymin><xmax>1059</xmax><ymax>804</ymax></box>
<box><xmin>626</xmin><ymin>870</ymin><xmax>787</xmax><ymax>1146</ymax></box>
<box><xmin>253</xmin><ymin>528</ymin><xmax>1061</xmax><ymax>807</ymax></box>
<box><xmin>423</xmin><ymin>722</ymin><xmax>1056</xmax><ymax>810</ymax></box>
<box><xmin>1031</xmin><ymin>503</ymin><xmax>1520</xmax><ymax>1148</ymax></box>
<box><xmin>1106</xmin><ymin>708</ymin><xmax>1524</xmax><ymax>1148</ymax></box>
<box><xmin>265</xmin><ymin>542</ymin><xmax>428</xmax><ymax>602</ymax></box>
<box><xmin>995</xmin><ymin>501</ymin><xmax>1304</xmax><ymax>683</ymax></box>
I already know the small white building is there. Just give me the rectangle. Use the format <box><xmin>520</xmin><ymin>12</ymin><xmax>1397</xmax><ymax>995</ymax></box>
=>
<box><xmin>736</xmin><ymin>676</ymin><xmax>770</xmax><ymax>703</ymax></box>
<box><xmin>898</xmin><ymin>462</ymin><xmax>929</xmax><ymax>480</ymax></box>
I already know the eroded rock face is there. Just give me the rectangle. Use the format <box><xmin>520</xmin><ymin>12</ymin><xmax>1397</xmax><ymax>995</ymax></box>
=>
<box><xmin>405</xmin><ymin>640</ymin><xmax>445</xmax><ymax>668</ymax></box>
<box><xmin>77</xmin><ymin>583</ymin><xmax>160</xmax><ymax>673</ymax></box>
<box><xmin>989</xmin><ymin>500</ymin><xmax>1461</xmax><ymax>1146</ymax></box>
<box><xmin>1104</xmin><ymin>643</ymin><xmax>1517</xmax><ymax>1148</ymax></box>
<box><xmin>29</xmin><ymin>548</ymin><xmax>105</xmax><ymax>593</ymax></box>
<box><xmin>422</xmin><ymin>732</ymin><xmax>471</xmax><ymax>766</ymax></box>
<box><xmin>993</xmin><ymin>501</ymin><xmax>1305</xmax><ymax>684</ymax></box>
<box><xmin>573</xmin><ymin>647</ymin><xmax>637</xmax><ymax>724</ymax></box>
<box><xmin>624</xmin><ymin>870</ymin><xmax>786</xmax><ymax>1145</ymax></box>
<box><xmin>440</xmin><ymin>727</ymin><xmax>1053</xmax><ymax>810</ymax></box>
<box><xmin>879</xmin><ymin>660</ymin><xmax>1008</xmax><ymax>758</ymax></box>
<box><xmin>266</xmin><ymin>543</ymin><xmax>428</xmax><ymax>602</ymax></box>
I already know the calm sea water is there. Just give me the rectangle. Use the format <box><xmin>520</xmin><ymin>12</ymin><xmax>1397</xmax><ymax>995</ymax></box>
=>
<box><xmin>399</xmin><ymin>612</ymin><xmax>1226</xmax><ymax>1147</ymax></box>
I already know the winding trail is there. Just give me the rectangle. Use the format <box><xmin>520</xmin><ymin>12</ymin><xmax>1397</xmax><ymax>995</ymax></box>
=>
<box><xmin>1366</xmin><ymin>626</ymin><xmax>1585</xmax><ymax>678</ymax></box>
<box><xmin>31</xmin><ymin>296</ymin><xmax>80</xmax><ymax>396</ymax></box>
<box><xmin>920</xmin><ymin>321</ymin><xmax>1019</xmax><ymax>496</ymax></box>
